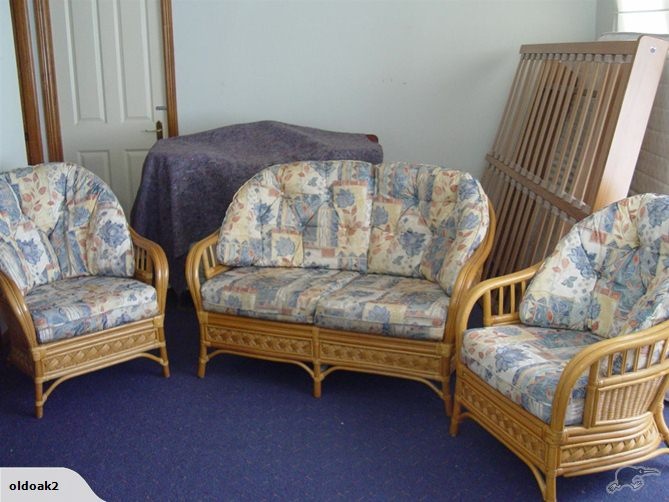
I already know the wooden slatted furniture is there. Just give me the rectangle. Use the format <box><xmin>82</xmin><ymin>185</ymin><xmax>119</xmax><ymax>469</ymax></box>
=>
<box><xmin>0</xmin><ymin>163</ymin><xmax>170</xmax><ymax>418</ymax></box>
<box><xmin>451</xmin><ymin>194</ymin><xmax>669</xmax><ymax>501</ymax></box>
<box><xmin>187</xmin><ymin>161</ymin><xmax>494</xmax><ymax>414</ymax></box>
<box><xmin>482</xmin><ymin>36</ymin><xmax>668</xmax><ymax>280</ymax></box>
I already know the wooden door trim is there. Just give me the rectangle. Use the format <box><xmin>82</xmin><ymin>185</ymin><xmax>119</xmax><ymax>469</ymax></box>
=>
<box><xmin>9</xmin><ymin>0</ymin><xmax>44</xmax><ymax>165</ymax></box>
<box><xmin>33</xmin><ymin>0</ymin><xmax>63</xmax><ymax>161</ymax></box>
<box><xmin>11</xmin><ymin>0</ymin><xmax>179</xmax><ymax>165</ymax></box>
<box><xmin>161</xmin><ymin>0</ymin><xmax>179</xmax><ymax>136</ymax></box>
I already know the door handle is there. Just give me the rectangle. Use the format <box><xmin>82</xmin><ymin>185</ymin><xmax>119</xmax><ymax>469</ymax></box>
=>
<box><xmin>144</xmin><ymin>120</ymin><xmax>164</xmax><ymax>140</ymax></box>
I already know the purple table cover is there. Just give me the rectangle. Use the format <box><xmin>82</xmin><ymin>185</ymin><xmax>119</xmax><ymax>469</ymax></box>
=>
<box><xmin>130</xmin><ymin>120</ymin><xmax>383</xmax><ymax>295</ymax></box>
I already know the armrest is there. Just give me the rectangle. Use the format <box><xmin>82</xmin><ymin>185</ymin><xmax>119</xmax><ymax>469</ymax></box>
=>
<box><xmin>130</xmin><ymin>227</ymin><xmax>169</xmax><ymax>314</ymax></box>
<box><xmin>551</xmin><ymin>320</ymin><xmax>669</xmax><ymax>430</ymax></box>
<box><xmin>445</xmin><ymin>203</ymin><xmax>497</xmax><ymax>345</ymax></box>
<box><xmin>454</xmin><ymin>263</ymin><xmax>541</xmax><ymax>359</ymax></box>
<box><xmin>0</xmin><ymin>270</ymin><xmax>38</xmax><ymax>349</ymax></box>
<box><xmin>185</xmin><ymin>231</ymin><xmax>230</xmax><ymax>311</ymax></box>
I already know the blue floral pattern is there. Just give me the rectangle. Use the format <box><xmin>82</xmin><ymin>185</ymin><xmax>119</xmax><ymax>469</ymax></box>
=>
<box><xmin>314</xmin><ymin>274</ymin><xmax>450</xmax><ymax>341</ymax></box>
<box><xmin>520</xmin><ymin>194</ymin><xmax>669</xmax><ymax>338</ymax></box>
<box><xmin>0</xmin><ymin>163</ymin><xmax>134</xmax><ymax>296</ymax></box>
<box><xmin>461</xmin><ymin>325</ymin><xmax>603</xmax><ymax>424</ymax></box>
<box><xmin>201</xmin><ymin>267</ymin><xmax>359</xmax><ymax>323</ymax></box>
<box><xmin>26</xmin><ymin>275</ymin><xmax>159</xmax><ymax>344</ymax></box>
<box><xmin>367</xmin><ymin>163</ymin><xmax>490</xmax><ymax>295</ymax></box>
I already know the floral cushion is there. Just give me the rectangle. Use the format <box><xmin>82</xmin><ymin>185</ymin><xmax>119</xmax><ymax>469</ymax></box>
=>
<box><xmin>367</xmin><ymin>163</ymin><xmax>489</xmax><ymax>296</ymax></box>
<box><xmin>520</xmin><ymin>194</ymin><xmax>669</xmax><ymax>338</ymax></box>
<box><xmin>201</xmin><ymin>267</ymin><xmax>360</xmax><ymax>323</ymax></box>
<box><xmin>26</xmin><ymin>276</ymin><xmax>159</xmax><ymax>344</ymax></box>
<box><xmin>0</xmin><ymin>163</ymin><xmax>134</xmax><ymax>294</ymax></box>
<box><xmin>314</xmin><ymin>274</ymin><xmax>450</xmax><ymax>341</ymax></box>
<box><xmin>461</xmin><ymin>324</ymin><xmax>604</xmax><ymax>424</ymax></box>
<box><xmin>217</xmin><ymin>160</ymin><xmax>374</xmax><ymax>271</ymax></box>
<box><xmin>0</xmin><ymin>181</ymin><xmax>61</xmax><ymax>294</ymax></box>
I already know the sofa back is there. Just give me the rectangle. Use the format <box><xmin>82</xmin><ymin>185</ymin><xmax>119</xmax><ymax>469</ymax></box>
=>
<box><xmin>520</xmin><ymin>193</ymin><xmax>669</xmax><ymax>338</ymax></box>
<box><xmin>217</xmin><ymin>160</ymin><xmax>490</xmax><ymax>295</ymax></box>
<box><xmin>0</xmin><ymin>163</ymin><xmax>134</xmax><ymax>295</ymax></box>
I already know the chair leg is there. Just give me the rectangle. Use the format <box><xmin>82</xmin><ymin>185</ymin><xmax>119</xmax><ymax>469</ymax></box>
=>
<box><xmin>197</xmin><ymin>345</ymin><xmax>208</xmax><ymax>378</ymax></box>
<box><xmin>313</xmin><ymin>363</ymin><xmax>322</xmax><ymax>398</ymax></box>
<box><xmin>449</xmin><ymin>394</ymin><xmax>462</xmax><ymax>436</ymax></box>
<box><xmin>161</xmin><ymin>347</ymin><xmax>171</xmax><ymax>378</ymax></box>
<box><xmin>34</xmin><ymin>380</ymin><xmax>44</xmax><ymax>419</ymax></box>
<box><xmin>544</xmin><ymin>473</ymin><xmax>557</xmax><ymax>502</ymax></box>
<box><xmin>157</xmin><ymin>328</ymin><xmax>170</xmax><ymax>378</ymax></box>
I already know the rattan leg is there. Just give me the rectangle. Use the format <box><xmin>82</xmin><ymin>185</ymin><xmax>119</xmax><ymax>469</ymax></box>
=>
<box><xmin>544</xmin><ymin>473</ymin><xmax>556</xmax><ymax>502</ymax></box>
<box><xmin>449</xmin><ymin>393</ymin><xmax>462</xmax><ymax>436</ymax></box>
<box><xmin>158</xmin><ymin>329</ymin><xmax>170</xmax><ymax>378</ymax></box>
<box><xmin>34</xmin><ymin>380</ymin><xmax>44</xmax><ymax>419</ymax></box>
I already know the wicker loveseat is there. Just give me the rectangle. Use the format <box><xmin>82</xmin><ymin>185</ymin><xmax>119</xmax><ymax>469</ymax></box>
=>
<box><xmin>186</xmin><ymin>160</ymin><xmax>494</xmax><ymax>413</ymax></box>
<box><xmin>0</xmin><ymin>163</ymin><xmax>169</xmax><ymax>418</ymax></box>
<box><xmin>451</xmin><ymin>194</ymin><xmax>669</xmax><ymax>501</ymax></box>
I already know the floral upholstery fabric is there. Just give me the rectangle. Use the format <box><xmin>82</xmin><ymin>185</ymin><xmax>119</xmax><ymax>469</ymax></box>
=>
<box><xmin>217</xmin><ymin>160</ymin><xmax>374</xmax><ymax>271</ymax></box>
<box><xmin>201</xmin><ymin>267</ymin><xmax>360</xmax><ymax>323</ymax></box>
<box><xmin>520</xmin><ymin>194</ymin><xmax>669</xmax><ymax>338</ymax></box>
<box><xmin>0</xmin><ymin>163</ymin><xmax>134</xmax><ymax>295</ymax></box>
<box><xmin>26</xmin><ymin>276</ymin><xmax>158</xmax><ymax>344</ymax></box>
<box><xmin>461</xmin><ymin>325</ymin><xmax>604</xmax><ymax>424</ymax></box>
<box><xmin>314</xmin><ymin>274</ymin><xmax>450</xmax><ymax>341</ymax></box>
<box><xmin>367</xmin><ymin>163</ymin><xmax>490</xmax><ymax>296</ymax></box>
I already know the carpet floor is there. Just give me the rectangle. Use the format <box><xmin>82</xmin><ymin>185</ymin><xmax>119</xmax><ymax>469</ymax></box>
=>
<box><xmin>1</xmin><ymin>292</ymin><xmax>667</xmax><ymax>501</ymax></box>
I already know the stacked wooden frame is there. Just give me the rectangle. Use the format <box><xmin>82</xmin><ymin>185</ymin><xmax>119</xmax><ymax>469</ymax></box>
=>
<box><xmin>482</xmin><ymin>36</ymin><xmax>668</xmax><ymax>279</ymax></box>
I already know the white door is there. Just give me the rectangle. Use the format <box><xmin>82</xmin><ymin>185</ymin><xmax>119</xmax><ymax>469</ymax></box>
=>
<box><xmin>49</xmin><ymin>0</ymin><xmax>167</xmax><ymax>215</ymax></box>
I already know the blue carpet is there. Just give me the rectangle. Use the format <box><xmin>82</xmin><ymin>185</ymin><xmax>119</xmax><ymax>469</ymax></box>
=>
<box><xmin>1</xmin><ymin>292</ymin><xmax>667</xmax><ymax>501</ymax></box>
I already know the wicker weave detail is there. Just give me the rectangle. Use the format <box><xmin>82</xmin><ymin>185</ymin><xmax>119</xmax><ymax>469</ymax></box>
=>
<box><xmin>320</xmin><ymin>341</ymin><xmax>440</xmax><ymax>374</ymax></box>
<box><xmin>596</xmin><ymin>380</ymin><xmax>663</xmax><ymax>422</ymax></box>
<box><xmin>561</xmin><ymin>422</ymin><xmax>660</xmax><ymax>465</ymax></box>
<box><xmin>207</xmin><ymin>326</ymin><xmax>312</xmax><ymax>356</ymax></box>
<box><xmin>43</xmin><ymin>332</ymin><xmax>157</xmax><ymax>372</ymax></box>
<box><xmin>460</xmin><ymin>378</ymin><xmax>546</xmax><ymax>464</ymax></box>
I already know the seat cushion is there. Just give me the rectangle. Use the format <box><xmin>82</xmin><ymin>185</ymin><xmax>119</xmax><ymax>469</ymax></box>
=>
<box><xmin>26</xmin><ymin>276</ymin><xmax>159</xmax><ymax>344</ymax></box>
<box><xmin>201</xmin><ymin>267</ymin><xmax>360</xmax><ymax>323</ymax></box>
<box><xmin>461</xmin><ymin>325</ymin><xmax>604</xmax><ymax>425</ymax></box>
<box><xmin>314</xmin><ymin>274</ymin><xmax>450</xmax><ymax>341</ymax></box>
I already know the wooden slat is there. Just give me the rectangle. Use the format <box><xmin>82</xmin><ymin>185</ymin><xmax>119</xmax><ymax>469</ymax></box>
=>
<box><xmin>482</xmin><ymin>37</ymin><xmax>668</xmax><ymax>279</ymax></box>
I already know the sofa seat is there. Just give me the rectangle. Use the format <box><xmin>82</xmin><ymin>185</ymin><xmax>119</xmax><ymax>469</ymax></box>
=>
<box><xmin>26</xmin><ymin>275</ymin><xmax>159</xmax><ymax>344</ymax></box>
<box><xmin>314</xmin><ymin>274</ymin><xmax>450</xmax><ymax>341</ymax></box>
<box><xmin>461</xmin><ymin>324</ymin><xmax>604</xmax><ymax>425</ymax></box>
<box><xmin>201</xmin><ymin>266</ymin><xmax>360</xmax><ymax>323</ymax></box>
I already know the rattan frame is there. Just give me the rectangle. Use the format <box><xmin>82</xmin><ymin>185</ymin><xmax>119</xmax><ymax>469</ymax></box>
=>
<box><xmin>450</xmin><ymin>265</ymin><xmax>669</xmax><ymax>502</ymax></box>
<box><xmin>0</xmin><ymin>228</ymin><xmax>170</xmax><ymax>418</ymax></box>
<box><xmin>186</xmin><ymin>206</ymin><xmax>495</xmax><ymax>415</ymax></box>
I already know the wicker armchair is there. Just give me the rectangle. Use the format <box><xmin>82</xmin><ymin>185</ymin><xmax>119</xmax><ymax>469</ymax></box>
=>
<box><xmin>0</xmin><ymin>163</ymin><xmax>170</xmax><ymax>418</ymax></box>
<box><xmin>450</xmin><ymin>194</ymin><xmax>669</xmax><ymax>501</ymax></box>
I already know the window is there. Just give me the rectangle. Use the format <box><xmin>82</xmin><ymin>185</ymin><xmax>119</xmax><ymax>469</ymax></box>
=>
<box><xmin>617</xmin><ymin>0</ymin><xmax>669</xmax><ymax>33</ymax></box>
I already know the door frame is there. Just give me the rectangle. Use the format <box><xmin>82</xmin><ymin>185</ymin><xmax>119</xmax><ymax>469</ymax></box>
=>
<box><xmin>10</xmin><ymin>0</ymin><xmax>179</xmax><ymax>165</ymax></box>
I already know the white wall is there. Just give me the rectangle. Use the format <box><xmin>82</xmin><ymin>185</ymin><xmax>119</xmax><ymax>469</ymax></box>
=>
<box><xmin>0</xmin><ymin>1</ymin><xmax>28</xmax><ymax>171</ymax></box>
<box><xmin>173</xmin><ymin>0</ymin><xmax>597</xmax><ymax>178</ymax></box>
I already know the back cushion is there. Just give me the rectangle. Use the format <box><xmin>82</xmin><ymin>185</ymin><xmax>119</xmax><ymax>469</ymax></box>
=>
<box><xmin>0</xmin><ymin>180</ymin><xmax>61</xmax><ymax>294</ymax></box>
<box><xmin>0</xmin><ymin>163</ymin><xmax>134</xmax><ymax>294</ymax></box>
<box><xmin>217</xmin><ymin>160</ymin><xmax>374</xmax><ymax>271</ymax></box>
<box><xmin>367</xmin><ymin>163</ymin><xmax>490</xmax><ymax>295</ymax></box>
<box><xmin>520</xmin><ymin>194</ymin><xmax>669</xmax><ymax>337</ymax></box>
